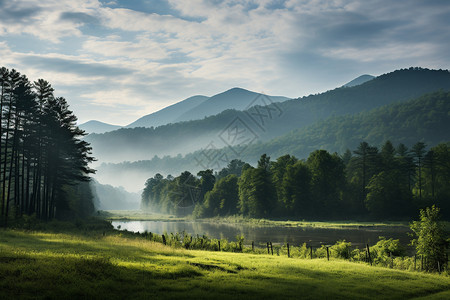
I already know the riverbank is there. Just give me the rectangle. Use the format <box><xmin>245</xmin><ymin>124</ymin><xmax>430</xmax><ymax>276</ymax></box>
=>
<box><xmin>1</xmin><ymin>226</ymin><xmax>449</xmax><ymax>299</ymax></box>
<box><xmin>100</xmin><ymin>210</ymin><xmax>412</xmax><ymax>229</ymax></box>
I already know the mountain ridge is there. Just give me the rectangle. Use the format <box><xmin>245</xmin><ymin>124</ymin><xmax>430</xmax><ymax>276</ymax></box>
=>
<box><xmin>86</xmin><ymin>68</ymin><xmax>450</xmax><ymax>164</ymax></box>
<box><xmin>79</xmin><ymin>120</ymin><xmax>121</xmax><ymax>134</ymax></box>
<box><xmin>94</xmin><ymin>90</ymin><xmax>450</xmax><ymax>192</ymax></box>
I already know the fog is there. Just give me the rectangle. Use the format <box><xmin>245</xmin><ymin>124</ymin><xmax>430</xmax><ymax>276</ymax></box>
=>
<box><xmin>90</xmin><ymin>179</ymin><xmax>141</xmax><ymax>210</ymax></box>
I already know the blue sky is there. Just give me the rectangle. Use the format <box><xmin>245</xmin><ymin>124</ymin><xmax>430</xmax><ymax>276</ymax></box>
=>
<box><xmin>1</xmin><ymin>0</ymin><xmax>449</xmax><ymax>125</ymax></box>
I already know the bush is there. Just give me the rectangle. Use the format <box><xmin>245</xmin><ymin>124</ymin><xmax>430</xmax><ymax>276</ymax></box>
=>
<box><xmin>410</xmin><ymin>205</ymin><xmax>448</xmax><ymax>272</ymax></box>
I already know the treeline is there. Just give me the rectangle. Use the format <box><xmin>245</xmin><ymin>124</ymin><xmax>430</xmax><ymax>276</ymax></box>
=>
<box><xmin>0</xmin><ymin>67</ymin><xmax>95</xmax><ymax>226</ymax></box>
<box><xmin>141</xmin><ymin>141</ymin><xmax>450</xmax><ymax>220</ymax></box>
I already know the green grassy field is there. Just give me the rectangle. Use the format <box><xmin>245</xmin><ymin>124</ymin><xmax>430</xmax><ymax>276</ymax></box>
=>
<box><xmin>1</xmin><ymin>225</ymin><xmax>449</xmax><ymax>299</ymax></box>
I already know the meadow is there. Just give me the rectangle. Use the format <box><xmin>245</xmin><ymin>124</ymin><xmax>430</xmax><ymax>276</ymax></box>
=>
<box><xmin>1</xmin><ymin>220</ymin><xmax>449</xmax><ymax>299</ymax></box>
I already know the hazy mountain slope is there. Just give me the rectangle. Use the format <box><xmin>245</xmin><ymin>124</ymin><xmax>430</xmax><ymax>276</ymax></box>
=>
<box><xmin>91</xmin><ymin>179</ymin><xmax>140</xmax><ymax>210</ymax></box>
<box><xmin>260</xmin><ymin>68</ymin><xmax>450</xmax><ymax>140</ymax></box>
<box><xmin>342</xmin><ymin>74</ymin><xmax>375</xmax><ymax>87</ymax></box>
<box><xmin>87</xmin><ymin>68</ymin><xmax>450</xmax><ymax>164</ymax></box>
<box><xmin>94</xmin><ymin>91</ymin><xmax>450</xmax><ymax>192</ymax></box>
<box><xmin>79</xmin><ymin>120</ymin><xmax>121</xmax><ymax>134</ymax></box>
<box><xmin>174</xmin><ymin>87</ymin><xmax>289</xmax><ymax>122</ymax></box>
<box><xmin>126</xmin><ymin>95</ymin><xmax>209</xmax><ymax>128</ymax></box>
<box><xmin>246</xmin><ymin>90</ymin><xmax>450</xmax><ymax>160</ymax></box>
<box><xmin>86</xmin><ymin>109</ymin><xmax>251</xmax><ymax>163</ymax></box>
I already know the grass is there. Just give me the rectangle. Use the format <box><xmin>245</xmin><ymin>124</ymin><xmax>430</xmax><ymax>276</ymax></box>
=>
<box><xmin>1</xmin><ymin>224</ymin><xmax>449</xmax><ymax>299</ymax></box>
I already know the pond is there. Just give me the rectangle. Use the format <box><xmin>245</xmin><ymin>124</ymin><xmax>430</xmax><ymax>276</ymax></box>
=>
<box><xmin>112</xmin><ymin>220</ymin><xmax>413</xmax><ymax>250</ymax></box>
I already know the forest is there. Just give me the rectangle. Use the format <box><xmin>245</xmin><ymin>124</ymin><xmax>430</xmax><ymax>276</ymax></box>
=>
<box><xmin>97</xmin><ymin>90</ymin><xmax>450</xmax><ymax>189</ymax></box>
<box><xmin>141</xmin><ymin>140</ymin><xmax>450</xmax><ymax>220</ymax></box>
<box><xmin>0</xmin><ymin>67</ymin><xmax>95</xmax><ymax>227</ymax></box>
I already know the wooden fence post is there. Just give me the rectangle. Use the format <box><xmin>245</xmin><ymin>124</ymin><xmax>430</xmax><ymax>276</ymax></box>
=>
<box><xmin>267</xmin><ymin>242</ymin><xmax>270</xmax><ymax>254</ymax></box>
<box><xmin>270</xmin><ymin>242</ymin><xmax>274</xmax><ymax>255</ymax></box>
<box><xmin>287</xmin><ymin>243</ymin><xmax>290</xmax><ymax>258</ymax></box>
<box><xmin>252</xmin><ymin>241</ymin><xmax>254</xmax><ymax>252</ymax></box>
<box><xmin>239</xmin><ymin>241</ymin><xmax>242</xmax><ymax>252</ymax></box>
<box><xmin>218</xmin><ymin>240</ymin><xmax>221</xmax><ymax>251</ymax></box>
<box><xmin>366</xmin><ymin>244</ymin><xmax>372</xmax><ymax>266</ymax></box>
<box><xmin>326</xmin><ymin>247</ymin><xmax>330</xmax><ymax>261</ymax></box>
<box><xmin>310</xmin><ymin>247</ymin><xmax>313</xmax><ymax>259</ymax></box>
<box><xmin>162</xmin><ymin>234</ymin><xmax>166</xmax><ymax>245</ymax></box>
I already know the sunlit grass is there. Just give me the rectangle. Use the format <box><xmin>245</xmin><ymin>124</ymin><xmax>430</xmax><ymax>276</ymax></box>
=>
<box><xmin>1</xmin><ymin>228</ymin><xmax>448</xmax><ymax>299</ymax></box>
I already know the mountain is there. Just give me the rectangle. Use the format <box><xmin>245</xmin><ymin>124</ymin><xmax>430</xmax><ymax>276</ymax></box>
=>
<box><xmin>246</xmin><ymin>90</ymin><xmax>450</xmax><ymax>160</ymax></box>
<box><xmin>342</xmin><ymin>74</ymin><xmax>375</xmax><ymax>87</ymax></box>
<box><xmin>174</xmin><ymin>87</ymin><xmax>289</xmax><ymax>122</ymax></box>
<box><xmin>125</xmin><ymin>88</ymin><xmax>287</xmax><ymax>129</ymax></box>
<box><xmin>79</xmin><ymin>120</ymin><xmax>121</xmax><ymax>134</ymax></box>
<box><xmin>94</xmin><ymin>91</ymin><xmax>450</xmax><ymax>192</ymax></box>
<box><xmin>125</xmin><ymin>95</ymin><xmax>209</xmax><ymax>128</ymax></box>
<box><xmin>86</xmin><ymin>68</ymin><xmax>450</xmax><ymax>165</ymax></box>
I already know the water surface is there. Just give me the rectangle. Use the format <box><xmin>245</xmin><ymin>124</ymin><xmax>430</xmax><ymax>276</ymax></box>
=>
<box><xmin>112</xmin><ymin>220</ymin><xmax>413</xmax><ymax>249</ymax></box>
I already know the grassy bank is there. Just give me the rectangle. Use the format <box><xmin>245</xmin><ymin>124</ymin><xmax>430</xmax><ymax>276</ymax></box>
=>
<box><xmin>101</xmin><ymin>210</ymin><xmax>411</xmax><ymax>229</ymax></box>
<box><xmin>1</xmin><ymin>225</ymin><xmax>449</xmax><ymax>299</ymax></box>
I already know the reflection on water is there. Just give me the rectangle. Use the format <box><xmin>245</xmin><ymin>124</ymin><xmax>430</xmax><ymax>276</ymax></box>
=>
<box><xmin>112</xmin><ymin>220</ymin><xmax>413</xmax><ymax>249</ymax></box>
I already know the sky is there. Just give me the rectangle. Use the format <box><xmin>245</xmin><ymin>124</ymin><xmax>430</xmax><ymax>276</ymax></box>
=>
<box><xmin>1</xmin><ymin>0</ymin><xmax>449</xmax><ymax>126</ymax></box>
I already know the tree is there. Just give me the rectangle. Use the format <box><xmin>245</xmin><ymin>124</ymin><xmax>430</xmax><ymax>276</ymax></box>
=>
<box><xmin>0</xmin><ymin>68</ymin><xmax>96</xmax><ymax>225</ymax></box>
<box><xmin>307</xmin><ymin>150</ymin><xmax>345</xmax><ymax>218</ymax></box>
<box><xmin>270</xmin><ymin>154</ymin><xmax>298</xmax><ymax>215</ymax></box>
<box><xmin>238</xmin><ymin>154</ymin><xmax>276</xmax><ymax>218</ymax></box>
<box><xmin>351</xmin><ymin>142</ymin><xmax>379</xmax><ymax>201</ymax></box>
<box><xmin>410</xmin><ymin>205</ymin><xmax>448</xmax><ymax>272</ymax></box>
<box><xmin>141</xmin><ymin>173</ymin><xmax>164</xmax><ymax>210</ymax></box>
<box><xmin>412</xmin><ymin>142</ymin><xmax>427</xmax><ymax>202</ymax></box>
<box><xmin>422</xmin><ymin>143</ymin><xmax>450</xmax><ymax>218</ymax></box>
<box><xmin>197</xmin><ymin>169</ymin><xmax>215</xmax><ymax>203</ymax></box>
<box><xmin>216</xmin><ymin>159</ymin><xmax>246</xmax><ymax>179</ymax></box>
<box><xmin>365</xmin><ymin>170</ymin><xmax>412</xmax><ymax>218</ymax></box>
<box><xmin>195</xmin><ymin>174</ymin><xmax>238</xmax><ymax>218</ymax></box>
<box><xmin>396</xmin><ymin>143</ymin><xmax>415</xmax><ymax>191</ymax></box>
<box><xmin>280</xmin><ymin>161</ymin><xmax>311</xmax><ymax>217</ymax></box>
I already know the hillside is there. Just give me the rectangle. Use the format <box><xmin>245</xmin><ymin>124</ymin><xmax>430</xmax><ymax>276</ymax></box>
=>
<box><xmin>78</xmin><ymin>120</ymin><xmax>121</xmax><ymax>134</ymax></box>
<box><xmin>175</xmin><ymin>87</ymin><xmax>289</xmax><ymax>122</ymax></box>
<box><xmin>247</xmin><ymin>90</ymin><xmax>450</xmax><ymax>160</ymax></box>
<box><xmin>125</xmin><ymin>95</ymin><xmax>209</xmax><ymax>128</ymax></box>
<box><xmin>87</xmin><ymin>68</ymin><xmax>450</xmax><ymax>164</ymax></box>
<box><xmin>342</xmin><ymin>74</ymin><xmax>375</xmax><ymax>87</ymax></box>
<box><xmin>94</xmin><ymin>91</ymin><xmax>450</xmax><ymax>192</ymax></box>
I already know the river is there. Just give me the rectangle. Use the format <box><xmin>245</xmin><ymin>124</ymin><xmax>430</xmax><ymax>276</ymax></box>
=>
<box><xmin>112</xmin><ymin>220</ymin><xmax>413</xmax><ymax>249</ymax></box>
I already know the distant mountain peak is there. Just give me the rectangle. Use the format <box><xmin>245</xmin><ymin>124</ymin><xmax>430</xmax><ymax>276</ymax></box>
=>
<box><xmin>78</xmin><ymin>120</ymin><xmax>121</xmax><ymax>134</ymax></box>
<box><xmin>342</xmin><ymin>74</ymin><xmax>375</xmax><ymax>87</ymax></box>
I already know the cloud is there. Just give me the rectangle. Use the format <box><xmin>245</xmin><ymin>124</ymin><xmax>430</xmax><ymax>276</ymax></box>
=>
<box><xmin>59</xmin><ymin>11</ymin><xmax>99</xmax><ymax>24</ymax></box>
<box><xmin>21</xmin><ymin>55</ymin><xmax>134</xmax><ymax>77</ymax></box>
<box><xmin>1</xmin><ymin>0</ymin><xmax>449</xmax><ymax>125</ymax></box>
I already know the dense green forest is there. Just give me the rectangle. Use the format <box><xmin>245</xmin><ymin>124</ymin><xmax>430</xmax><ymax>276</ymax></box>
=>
<box><xmin>0</xmin><ymin>67</ymin><xmax>95</xmax><ymax>226</ymax></box>
<box><xmin>98</xmin><ymin>89</ymin><xmax>450</xmax><ymax>183</ymax></box>
<box><xmin>87</xmin><ymin>68</ymin><xmax>450</xmax><ymax>163</ymax></box>
<box><xmin>141</xmin><ymin>141</ymin><xmax>450</xmax><ymax>220</ymax></box>
<box><xmin>245</xmin><ymin>91</ymin><xmax>450</xmax><ymax>160</ymax></box>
